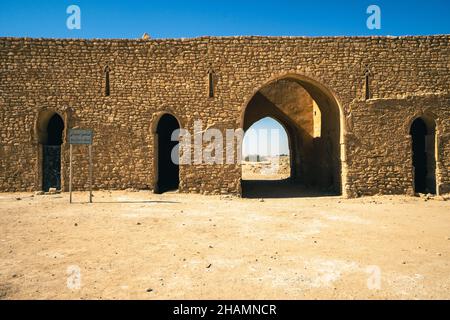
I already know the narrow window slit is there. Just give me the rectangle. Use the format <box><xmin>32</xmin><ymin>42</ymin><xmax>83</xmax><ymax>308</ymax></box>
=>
<box><xmin>364</xmin><ymin>65</ymin><xmax>371</xmax><ymax>100</ymax></box>
<box><xmin>208</xmin><ymin>69</ymin><xmax>214</xmax><ymax>98</ymax></box>
<box><xmin>104</xmin><ymin>65</ymin><xmax>110</xmax><ymax>97</ymax></box>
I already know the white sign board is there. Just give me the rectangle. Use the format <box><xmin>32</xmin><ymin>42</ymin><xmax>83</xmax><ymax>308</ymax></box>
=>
<box><xmin>69</xmin><ymin>129</ymin><xmax>93</xmax><ymax>145</ymax></box>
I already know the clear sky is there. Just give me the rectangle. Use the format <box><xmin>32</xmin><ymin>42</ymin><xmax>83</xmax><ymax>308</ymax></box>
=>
<box><xmin>1</xmin><ymin>0</ymin><xmax>448</xmax><ymax>157</ymax></box>
<box><xmin>1</xmin><ymin>0</ymin><xmax>449</xmax><ymax>39</ymax></box>
<box><xmin>243</xmin><ymin>118</ymin><xmax>289</xmax><ymax>157</ymax></box>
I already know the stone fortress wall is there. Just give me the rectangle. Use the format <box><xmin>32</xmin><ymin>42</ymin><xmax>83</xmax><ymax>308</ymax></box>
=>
<box><xmin>0</xmin><ymin>36</ymin><xmax>449</xmax><ymax>197</ymax></box>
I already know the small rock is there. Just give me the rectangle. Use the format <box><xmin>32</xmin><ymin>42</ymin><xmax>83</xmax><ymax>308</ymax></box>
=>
<box><xmin>146</xmin><ymin>288</ymin><xmax>153</xmax><ymax>292</ymax></box>
<box><xmin>34</xmin><ymin>191</ymin><xmax>44</xmax><ymax>196</ymax></box>
<box><xmin>74</xmin><ymin>223</ymin><xmax>78</xmax><ymax>227</ymax></box>
<box><xmin>137</xmin><ymin>222</ymin><xmax>141</xmax><ymax>225</ymax></box>
<box><xmin>48</xmin><ymin>188</ymin><xmax>57</xmax><ymax>194</ymax></box>
<box><xmin>15</xmin><ymin>197</ymin><xmax>21</xmax><ymax>201</ymax></box>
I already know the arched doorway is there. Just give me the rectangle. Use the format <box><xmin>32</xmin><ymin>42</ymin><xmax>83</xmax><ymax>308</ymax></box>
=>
<box><xmin>242</xmin><ymin>116</ymin><xmax>295</xmax><ymax>197</ymax></box>
<box><xmin>241</xmin><ymin>75</ymin><xmax>343</xmax><ymax>197</ymax></box>
<box><xmin>154</xmin><ymin>114</ymin><xmax>180</xmax><ymax>194</ymax></box>
<box><xmin>242</xmin><ymin>117</ymin><xmax>291</xmax><ymax>181</ymax></box>
<box><xmin>41</xmin><ymin>113</ymin><xmax>65</xmax><ymax>191</ymax></box>
<box><xmin>410</xmin><ymin>117</ymin><xmax>436</xmax><ymax>194</ymax></box>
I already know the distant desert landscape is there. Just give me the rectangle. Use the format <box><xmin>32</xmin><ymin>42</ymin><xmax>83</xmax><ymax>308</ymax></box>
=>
<box><xmin>242</xmin><ymin>155</ymin><xmax>291</xmax><ymax>181</ymax></box>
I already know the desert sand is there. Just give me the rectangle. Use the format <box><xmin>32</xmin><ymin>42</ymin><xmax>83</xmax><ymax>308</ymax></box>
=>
<box><xmin>242</xmin><ymin>156</ymin><xmax>291</xmax><ymax>181</ymax></box>
<box><xmin>0</xmin><ymin>186</ymin><xmax>449</xmax><ymax>300</ymax></box>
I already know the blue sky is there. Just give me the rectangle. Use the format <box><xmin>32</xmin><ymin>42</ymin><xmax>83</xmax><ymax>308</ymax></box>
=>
<box><xmin>1</xmin><ymin>0</ymin><xmax>448</xmax><ymax>157</ymax></box>
<box><xmin>243</xmin><ymin>118</ymin><xmax>289</xmax><ymax>156</ymax></box>
<box><xmin>1</xmin><ymin>0</ymin><xmax>449</xmax><ymax>39</ymax></box>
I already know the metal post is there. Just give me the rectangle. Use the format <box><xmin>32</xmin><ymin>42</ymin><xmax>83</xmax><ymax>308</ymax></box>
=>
<box><xmin>69</xmin><ymin>144</ymin><xmax>73</xmax><ymax>204</ymax></box>
<box><xmin>89</xmin><ymin>145</ymin><xmax>93</xmax><ymax>203</ymax></box>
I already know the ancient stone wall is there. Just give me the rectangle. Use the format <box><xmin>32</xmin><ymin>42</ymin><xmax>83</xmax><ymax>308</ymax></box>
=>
<box><xmin>0</xmin><ymin>36</ymin><xmax>449</xmax><ymax>196</ymax></box>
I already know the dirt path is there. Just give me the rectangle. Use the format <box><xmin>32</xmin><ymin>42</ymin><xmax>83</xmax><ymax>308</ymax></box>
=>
<box><xmin>0</xmin><ymin>191</ymin><xmax>449</xmax><ymax>299</ymax></box>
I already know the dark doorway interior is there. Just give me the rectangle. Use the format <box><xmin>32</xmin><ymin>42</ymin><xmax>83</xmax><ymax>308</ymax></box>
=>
<box><xmin>410</xmin><ymin>117</ymin><xmax>436</xmax><ymax>194</ymax></box>
<box><xmin>43</xmin><ymin>114</ymin><xmax>64</xmax><ymax>191</ymax></box>
<box><xmin>155</xmin><ymin>114</ymin><xmax>180</xmax><ymax>194</ymax></box>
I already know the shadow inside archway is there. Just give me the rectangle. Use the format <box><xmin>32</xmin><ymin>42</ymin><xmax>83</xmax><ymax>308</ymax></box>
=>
<box><xmin>241</xmin><ymin>179</ymin><xmax>339</xmax><ymax>199</ymax></box>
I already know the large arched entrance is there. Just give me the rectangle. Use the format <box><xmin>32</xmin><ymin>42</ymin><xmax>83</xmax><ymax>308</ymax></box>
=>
<box><xmin>410</xmin><ymin>117</ymin><xmax>436</xmax><ymax>194</ymax></box>
<box><xmin>37</xmin><ymin>112</ymin><xmax>65</xmax><ymax>192</ymax></box>
<box><xmin>241</xmin><ymin>75</ymin><xmax>343</xmax><ymax>197</ymax></box>
<box><xmin>154</xmin><ymin>114</ymin><xmax>180</xmax><ymax>194</ymax></box>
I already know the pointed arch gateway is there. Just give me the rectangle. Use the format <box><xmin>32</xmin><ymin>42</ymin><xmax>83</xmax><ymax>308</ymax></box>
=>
<box><xmin>410</xmin><ymin>116</ymin><xmax>437</xmax><ymax>194</ymax></box>
<box><xmin>242</xmin><ymin>116</ymin><xmax>292</xmax><ymax>181</ymax></box>
<box><xmin>36</xmin><ymin>110</ymin><xmax>65</xmax><ymax>192</ymax></box>
<box><xmin>153</xmin><ymin>113</ymin><xmax>181</xmax><ymax>194</ymax></box>
<box><xmin>240</xmin><ymin>74</ymin><xmax>346</xmax><ymax>197</ymax></box>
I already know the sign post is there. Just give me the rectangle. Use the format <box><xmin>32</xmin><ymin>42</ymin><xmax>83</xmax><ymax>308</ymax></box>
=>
<box><xmin>89</xmin><ymin>144</ymin><xmax>93</xmax><ymax>203</ymax></box>
<box><xmin>68</xmin><ymin>129</ymin><xmax>94</xmax><ymax>204</ymax></box>
<box><xmin>69</xmin><ymin>144</ymin><xmax>73</xmax><ymax>203</ymax></box>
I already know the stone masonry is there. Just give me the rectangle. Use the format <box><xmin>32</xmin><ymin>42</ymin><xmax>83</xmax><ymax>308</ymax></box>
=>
<box><xmin>0</xmin><ymin>36</ymin><xmax>449</xmax><ymax>197</ymax></box>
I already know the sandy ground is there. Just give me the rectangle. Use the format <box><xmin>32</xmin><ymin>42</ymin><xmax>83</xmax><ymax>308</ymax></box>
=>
<box><xmin>242</xmin><ymin>156</ymin><xmax>290</xmax><ymax>181</ymax></box>
<box><xmin>0</xmin><ymin>189</ymin><xmax>449</xmax><ymax>300</ymax></box>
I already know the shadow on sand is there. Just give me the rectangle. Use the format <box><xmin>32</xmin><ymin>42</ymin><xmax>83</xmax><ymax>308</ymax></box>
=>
<box><xmin>95</xmin><ymin>200</ymin><xmax>180</xmax><ymax>204</ymax></box>
<box><xmin>69</xmin><ymin>200</ymin><xmax>181</xmax><ymax>204</ymax></box>
<box><xmin>241</xmin><ymin>179</ymin><xmax>339</xmax><ymax>199</ymax></box>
